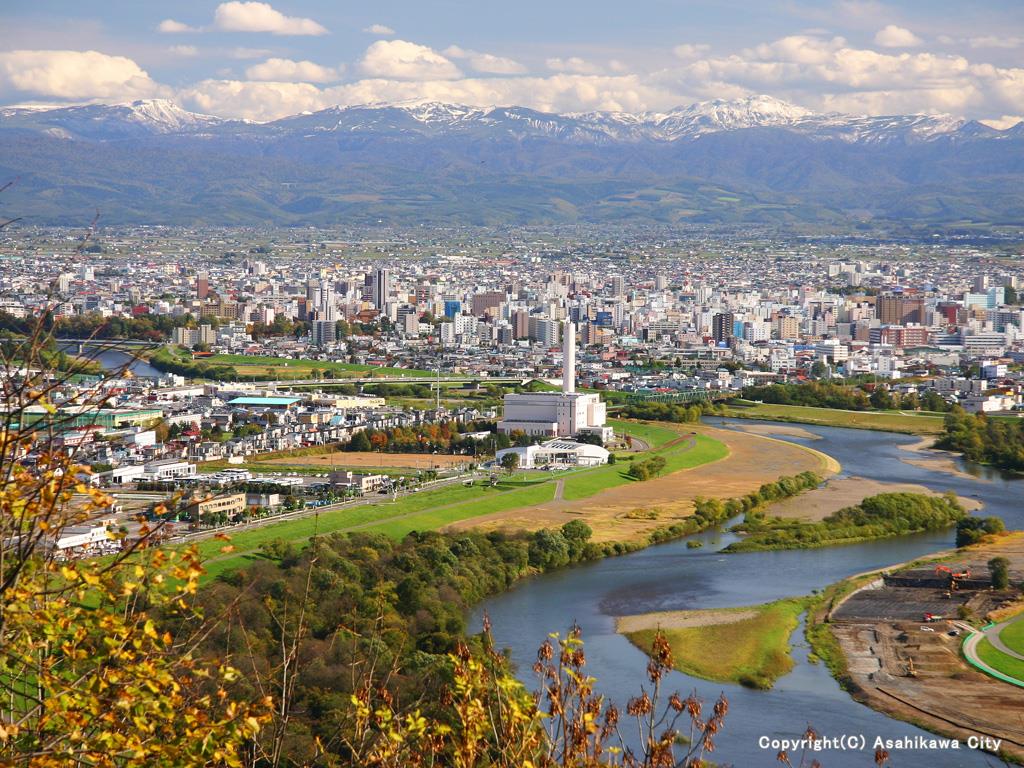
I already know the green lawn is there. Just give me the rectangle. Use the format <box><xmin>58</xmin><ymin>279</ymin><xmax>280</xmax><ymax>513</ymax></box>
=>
<box><xmin>197</xmin><ymin>421</ymin><xmax>727</xmax><ymax>581</ymax></box>
<box><xmin>203</xmin><ymin>353</ymin><xmax>434</xmax><ymax>379</ymax></box>
<box><xmin>607</xmin><ymin>418</ymin><xmax>680</xmax><ymax>449</ymax></box>
<box><xmin>998</xmin><ymin>618</ymin><xmax>1024</xmax><ymax>656</ymax></box>
<box><xmin>560</xmin><ymin>433</ymin><xmax>727</xmax><ymax>501</ymax></box>
<box><xmin>724</xmin><ymin>401</ymin><xmax>945</xmax><ymax>435</ymax></box>
<box><xmin>624</xmin><ymin>598</ymin><xmax>808</xmax><ymax>689</ymax></box>
<box><xmin>976</xmin><ymin>637</ymin><xmax>1024</xmax><ymax>683</ymax></box>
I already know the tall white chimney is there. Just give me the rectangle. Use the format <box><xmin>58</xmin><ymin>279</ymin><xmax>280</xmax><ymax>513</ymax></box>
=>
<box><xmin>562</xmin><ymin>320</ymin><xmax>576</xmax><ymax>394</ymax></box>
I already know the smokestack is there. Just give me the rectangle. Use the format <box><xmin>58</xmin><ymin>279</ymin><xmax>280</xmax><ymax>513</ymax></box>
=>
<box><xmin>562</xmin><ymin>320</ymin><xmax>576</xmax><ymax>394</ymax></box>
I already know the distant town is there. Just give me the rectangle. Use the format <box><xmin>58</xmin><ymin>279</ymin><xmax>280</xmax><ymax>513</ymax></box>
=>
<box><xmin>1</xmin><ymin>225</ymin><xmax>1022</xmax><ymax>553</ymax></box>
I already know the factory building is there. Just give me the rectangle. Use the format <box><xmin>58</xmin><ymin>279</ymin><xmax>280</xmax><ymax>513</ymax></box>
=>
<box><xmin>498</xmin><ymin>321</ymin><xmax>612</xmax><ymax>442</ymax></box>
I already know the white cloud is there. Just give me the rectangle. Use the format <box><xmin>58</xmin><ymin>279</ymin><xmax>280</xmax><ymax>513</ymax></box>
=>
<box><xmin>443</xmin><ymin>46</ymin><xmax>525</xmax><ymax>75</ymax></box>
<box><xmin>546</xmin><ymin>57</ymin><xmax>604</xmax><ymax>75</ymax></box>
<box><xmin>359</xmin><ymin>40</ymin><xmax>461</xmax><ymax>80</ymax></box>
<box><xmin>874</xmin><ymin>25</ymin><xmax>923</xmax><ymax>48</ymax></box>
<box><xmin>673</xmin><ymin>44</ymin><xmax>710</xmax><ymax>60</ymax></box>
<box><xmin>177</xmin><ymin>73</ymin><xmax>679</xmax><ymax>121</ymax></box>
<box><xmin>979</xmin><ymin>114</ymin><xmax>1023</xmax><ymax>130</ymax></box>
<box><xmin>969</xmin><ymin>36</ymin><xmax>1024</xmax><ymax>50</ymax></box>
<box><xmin>158</xmin><ymin>19</ymin><xmax>198</xmax><ymax>34</ymax></box>
<box><xmin>213</xmin><ymin>2</ymin><xmax>327</xmax><ymax>36</ymax></box>
<box><xmin>168</xmin><ymin>45</ymin><xmax>199</xmax><ymax>58</ymax></box>
<box><xmin>364</xmin><ymin>24</ymin><xmax>395</xmax><ymax>36</ymax></box>
<box><xmin>0</xmin><ymin>49</ymin><xmax>166</xmax><ymax>101</ymax></box>
<box><xmin>229</xmin><ymin>47</ymin><xmax>274</xmax><ymax>60</ymax></box>
<box><xmin>178</xmin><ymin>79</ymin><xmax>325</xmax><ymax>121</ymax></box>
<box><xmin>245</xmin><ymin>57</ymin><xmax>341</xmax><ymax>83</ymax></box>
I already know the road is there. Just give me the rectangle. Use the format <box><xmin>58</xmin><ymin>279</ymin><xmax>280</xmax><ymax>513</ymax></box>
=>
<box><xmin>961</xmin><ymin>618</ymin><xmax>1024</xmax><ymax>687</ymax></box>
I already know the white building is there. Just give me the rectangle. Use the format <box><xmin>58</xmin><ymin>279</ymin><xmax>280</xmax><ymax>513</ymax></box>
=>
<box><xmin>496</xmin><ymin>438</ymin><xmax>610</xmax><ymax>469</ymax></box>
<box><xmin>498</xmin><ymin>321</ymin><xmax>612</xmax><ymax>441</ymax></box>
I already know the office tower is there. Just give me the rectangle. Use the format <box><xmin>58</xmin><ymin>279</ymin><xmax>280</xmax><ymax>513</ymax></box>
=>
<box><xmin>712</xmin><ymin>312</ymin><xmax>735</xmax><ymax>343</ymax></box>
<box><xmin>608</xmin><ymin>275</ymin><xmax>625</xmax><ymax>297</ymax></box>
<box><xmin>312</xmin><ymin>320</ymin><xmax>336</xmax><ymax>347</ymax></box>
<box><xmin>876</xmin><ymin>294</ymin><xmax>924</xmax><ymax>325</ymax></box>
<box><xmin>512</xmin><ymin>309</ymin><xmax>530</xmax><ymax>339</ymax></box>
<box><xmin>373</xmin><ymin>268</ymin><xmax>389</xmax><ymax>310</ymax></box>
<box><xmin>197</xmin><ymin>272</ymin><xmax>209</xmax><ymax>300</ymax></box>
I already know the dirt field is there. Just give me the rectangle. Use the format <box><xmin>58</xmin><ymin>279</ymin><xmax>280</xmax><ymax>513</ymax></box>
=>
<box><xmin>616</xmin><ymin>608</ymin><xmax>757</xmax><ymax>633</ymax></box>
<box><xmin>767</xmin><ymin>477</ymin><xmax>983</xmax><ymax>522</ymax></box>
<box><xmin>447</xmin><ymin>423</ymin><xmax>839</xmax><ymax>543</ymax></box>
<box><xmin>262</xmin><ymin>452</ymin><xmax>471</xmax><ymax>469</ymax></box>
<box><xmin>826</xmin><ymin>535</ymin><xmax>1024</xmax><ymax>760</ymax></box>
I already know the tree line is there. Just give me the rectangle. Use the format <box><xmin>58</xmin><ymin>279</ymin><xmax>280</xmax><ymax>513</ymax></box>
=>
<box><xmin>725</xmin><ymin>491</ymin><xmax>967</xmax><ymax>552</ymax></box>
<box><xmin>741</xmin><ymin>381</ymin><xmax>952</xmax><ymax>413</ymax></box>
<box><xmin>936</xmin><ymin>408</ymin><xmax>1024</xmax><ymax>471</ymax></box>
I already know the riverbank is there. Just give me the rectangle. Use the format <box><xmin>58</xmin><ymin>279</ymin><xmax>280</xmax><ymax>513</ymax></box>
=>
<box><xmin>723</xmin><ymin>401</ymin><xmax>946</xmax><ymax>435</ymax></box>
<box><xmin>806</xmin><ymin>533</ymin><xmax>1024</xmax><ymax>762</ymax></box>
<box><xmin>898</xmin><ymin>437</ymin><xmax>988</xmax><ymax>481</ymax></box>
<box><xmin>446</xmin><ymin>422</ymin><xmax>838</xmax><ymax>543</ymax></box>
<box><xmin>618</xmin><ymin>598</ymin><xmax>807</xmax><ymax>690</ymax></box>
<box><xmin>766</xmin><ymin>477</ymin><xmax>982</xmax><ymax>522</ymax></box>
<box><xmin>196</xmin><ymin>420</ymin><xmax>725</xmax><ymax>579</ymax></box>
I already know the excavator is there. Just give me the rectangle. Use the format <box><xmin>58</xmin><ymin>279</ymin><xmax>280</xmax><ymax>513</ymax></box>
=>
<box><xmin>935</xmin><ymin>565</ymin><xmax>970</xmax><ymax>591</ymax></box>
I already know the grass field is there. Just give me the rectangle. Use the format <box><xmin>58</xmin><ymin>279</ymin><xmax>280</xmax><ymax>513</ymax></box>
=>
<box><xmin>976</xmin><ymin>637</ymin><xmax>1024</xmax><ymax>683</ymax></box>
<box><xmin>724</xmin><ymin>401</ymin><xmax>946</xmax><ymax>435</ymax></box>
<box><xmin>198</xmin><ymin>478</ymin><xmax>554</xmax><ymax>580</ymax></box>
<box><xmin>1000</xmin><ymin>618</ymin><xmax>1024</xmax><ymax>655</ymax></box>
<box><xmin>201</xmin><ymin>353</ymin><xmax>434</xmax><ymax>379</ymax></box>
<box><xmin>560</xmin><ymin>434</ymin><xmax>727</xmax><ymax>501</ymax></box>
<box><xmin>622</xmin><ymin>597</ymin><xmax>808</xmax><ymax>689</ymax></box>
<box><xmin>196</xmin><ymin>419</ymin><xmax>726</xmax><ymax>581</ymax></box>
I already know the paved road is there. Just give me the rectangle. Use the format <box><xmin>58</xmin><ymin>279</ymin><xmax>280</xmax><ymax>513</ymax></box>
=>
<box><xmin>989</xmin><ymin>618</ymin><xmax>1024</xmax><ymax>661</ymax></box>
<box><xmin>961</xmin><ymin>618</ymin><xmax>1024</xmax><ymax>687</ymax></box>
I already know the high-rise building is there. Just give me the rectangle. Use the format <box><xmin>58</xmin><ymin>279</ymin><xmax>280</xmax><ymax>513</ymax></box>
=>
<box><xmin>312</xmin><ymin>320</ymin><xmax>337</xmax><ymax>347</ymax></box>
<box><xmin>876</xmin><ymin>294</ymin><xmax>924</xmax><ymax>325</ymax></box>
<box><xmin>471</xmin><ymin>291</ymin><xmax>505</xmax><ymax>318</ymax></box>
<box><xmin>197</xmin><ymin>272</ymin><xmax>209</xmax><ymax>300</ymax></box>
<box><xmin>607</xmin><ymin>275</ymin><xmax>625</xmax><ymax>297</ymax></box>
<box><xmin>512</xmin><ymin>309</ymin><xmax>530</xmax><ymax>339</ymax></box>
<box><xmin>712</xmin><ymin>312</ymin><xmax>735</xmax><ymax>343</ymax></box>
<box><xmin>373</xmin><ymin>269</ymin><xmax>389</xmax><ymax>310</ymax></box>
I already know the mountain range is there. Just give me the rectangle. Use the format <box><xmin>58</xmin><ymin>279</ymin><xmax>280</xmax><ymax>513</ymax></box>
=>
<box><xmin>1</xmin><ymin>95</ymin><xmax>1022</xmax><ymax>231</ymax></box>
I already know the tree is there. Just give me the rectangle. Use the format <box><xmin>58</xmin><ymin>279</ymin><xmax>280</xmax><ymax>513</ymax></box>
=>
<box><xmin>348</xmin><ymin>430</ymin><xmax>372</xmax><ymax>452</ymax></box>
<box><xmin>153</xmin><ymin>418</ymin><xmax>170</xmax><ymax>443</ymax></box>
<box><xmin>869</xmin><ymin>387</ymin><xmax>895</xmax><ymax>410</ymax></box>
<box><xmin>989</xmin><ymin>556</ymin><xmax>1011</xmax><ymax>589</ymax></box>
<box><xmin>0</xmin><ymin>320</ymin><xmax>269</xmax><ymax>764</ymax></box>
<box><xmin>500</xmin><ymin>451</ymin><xmax>520</xmax><ymax>475</ymax></box>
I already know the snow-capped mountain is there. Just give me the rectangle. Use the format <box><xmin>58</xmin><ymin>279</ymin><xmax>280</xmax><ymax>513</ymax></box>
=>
<box><xmin>0</xmin><ymin>99</ymin><xmax>228</xmax><ymax>140</ymax></box>
<box><xmin>1</xmin><ymin>95</ymin><xmax>1021</xmax><ymax>228</ymax></box>
<box><xmin>2</xmin><ymin>95</ymin><xmax>1017</xmax><ymax>144</ymax></box>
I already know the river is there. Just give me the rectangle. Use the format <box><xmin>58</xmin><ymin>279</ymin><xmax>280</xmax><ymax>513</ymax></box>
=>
<box><xmin>472</xmin><ymin>419</ymin><xmax>1022</xmax><ymax>767</ymax></box>
<box><xmin>59</xmin><ymin>343</ymin><xmax>164</xmax><ymax>379</ymax></box>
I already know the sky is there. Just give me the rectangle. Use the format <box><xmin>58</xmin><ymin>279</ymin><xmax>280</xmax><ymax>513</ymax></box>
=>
<box><xmin>1</xmin><ymin>0</ymin><xmax>1023</xmax><ymax>126</ymax></box>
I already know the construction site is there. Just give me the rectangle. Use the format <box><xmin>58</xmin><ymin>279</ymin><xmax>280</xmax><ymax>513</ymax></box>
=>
<box><xmin>826</xmin><ymin>542</ymin><xmax>1024</xmax><ymax>761</ymax></box>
